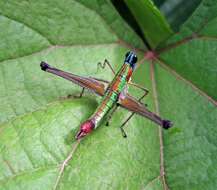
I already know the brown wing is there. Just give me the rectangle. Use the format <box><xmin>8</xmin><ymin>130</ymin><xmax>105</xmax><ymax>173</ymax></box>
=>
<box><xmin>40</xmin><ymin>62</ymin><xmax>107</xmax><ymax>96</ymax></box>
<box><xmin>119</xmin><ymin>94</ymin><xmax>172</xmax><ymax>129</ymax></box>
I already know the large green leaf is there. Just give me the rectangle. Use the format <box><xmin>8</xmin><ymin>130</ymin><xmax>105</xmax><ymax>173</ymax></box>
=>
<box><xmin>158</xmin><ymin>0</ymin><xmax>217</xmax><ymax>100</ymax></box>
<box><xmin>152</xmin><ymin>0</ymin><xmax>202</xmax><ymax>31</ymax></box>
<box><xmin>0</xmin><ymin>1</ymin><xmax>216</xmax><ymax>190</ymax></box>
<box><xmin>124</xmin><ymin>0</ymin><xmax>173</xmax><ymax>48</ymax></box>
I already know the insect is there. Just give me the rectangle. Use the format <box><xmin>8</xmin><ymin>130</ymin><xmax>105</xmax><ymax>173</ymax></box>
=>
<box><xmin>40</xmin><ymin>51</ymin><xmax>172</xmax><ymax>140</ymax></box>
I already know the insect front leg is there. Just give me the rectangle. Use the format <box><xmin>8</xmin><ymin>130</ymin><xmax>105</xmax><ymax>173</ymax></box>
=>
<box><xmin>97</xmin><ymin>59</ymin><xmax>115</xmax><ymax>75</ymax></box>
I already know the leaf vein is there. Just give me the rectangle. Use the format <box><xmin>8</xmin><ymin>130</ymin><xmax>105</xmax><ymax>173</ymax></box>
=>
<box><xmin>150</xmin><ymin>62</ymin><xmax>169</xmax><ymax>190</ymax></box>
<box><xmin>0</xmin><ymin>13</ymin><xmax>52</xmax><ymax>45</ymax></box>
<box><xmin>53</xmin><ymin>141</ymin><xmax>80</xmax><ymax>190</ymax></box>
<box><xmin>156</xmin><ymin>58</ymin><xmax>217</xmax><ymax>106</ymax></box>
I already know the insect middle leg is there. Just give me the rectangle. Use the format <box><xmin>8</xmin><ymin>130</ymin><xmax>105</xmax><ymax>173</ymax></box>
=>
<box><xmin>119</xmin><ymin>92</ymin><xmax>147</xmax><ymax>138</ymax></box>
<box><xmin>72</xmin><ymin>87</ymin><xmax>85</xmax><ymax>98</ymax></box>
<box><xmin>128</xmin><ymin>81</ymin><xmax>149</xmax><ymax>96</ymax></box>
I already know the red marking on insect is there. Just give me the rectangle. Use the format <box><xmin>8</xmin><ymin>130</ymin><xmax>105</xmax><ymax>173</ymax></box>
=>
<box><xmin>126</xmin><ymin>68</ymin><xmax>133</xmax><ymax>81</ymax></box>
<box><xmin>76</xmin><ymin>120</ymin><xmax>95</xmax><ymax>140</ymax></box>
<box><xmin>112</xmin><ymin>78</ymin><xmax>121</xmax><ymax>91</ymax></box>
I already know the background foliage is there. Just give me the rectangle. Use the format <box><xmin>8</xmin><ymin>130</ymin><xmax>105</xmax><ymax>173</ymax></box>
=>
<box><xmin>0</xmin><ymin>0</ymin><xmax>216</xmax><ymax>189</ymax></box>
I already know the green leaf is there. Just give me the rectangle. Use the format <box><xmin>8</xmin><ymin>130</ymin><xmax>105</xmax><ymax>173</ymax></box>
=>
<box><xmin>158</xmin><ymin>0</ymin><xmax>217</xmax><ymax>100</ymax></box>
<box><xmin>152</xmin><ymin>0</ymin><xmax>202</xmax><ymax>32</ymax></box>
<box><xmin>124</xmin><ymin>0</ymin><xmax>173</xmax><ymax>48</ymax></box>
<box><xmin>0</xmin><ymin>1</ymin><xmax>217</xmax><ymax>190</ymax></box>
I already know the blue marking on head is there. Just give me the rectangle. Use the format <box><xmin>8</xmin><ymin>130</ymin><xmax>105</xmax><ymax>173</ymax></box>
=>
<box><xmin>124</xmin><ymin>51</ymin><xmax>137</xmax><ymax>69</ymax></box>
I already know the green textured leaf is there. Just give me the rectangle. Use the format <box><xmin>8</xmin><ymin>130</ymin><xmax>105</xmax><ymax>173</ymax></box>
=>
<box><xmin>0</xmin><ymin>1</ymin><xmax>217</xmax><ymax>190</ymax></box>
<box><xmin>124</xmin><ymin>0</ymin><xmax>173</xmax><ymax>48</ymax></box>
<box><xmin>158</xmin><ymin>0</ymin><xmax>217</xmax><ymax>100</ymax></box>
<box><xmin>152</xmin><ymin>0</ymin><xmax>202</xmax><ymax>32</ymax></box>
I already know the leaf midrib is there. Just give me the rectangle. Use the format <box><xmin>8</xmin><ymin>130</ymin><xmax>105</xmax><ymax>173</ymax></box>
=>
<box><xmin>150</xmin><ymin>61</ymin><xmax>168</xmax><ymax>189</ymax></box>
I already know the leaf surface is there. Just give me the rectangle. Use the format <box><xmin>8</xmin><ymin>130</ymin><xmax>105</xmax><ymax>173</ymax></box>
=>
<box><xmin>158</xmin><ymin>0</ymin><xmax>217</xmax><ymax>99</ymax></box>
<box><xmin>0</xmin><ymin>1</ymin><xmax>217</xmax><ymax>190</ymax></box>
<box><xmin>124</xmin><ymin>0</ymin><xmax>173</xmax><ymax>48</ymax></box>
<box><xmin>152</xmin><ymin>0</ymin><xmax>202</xmax><ymax>31</ymax></box>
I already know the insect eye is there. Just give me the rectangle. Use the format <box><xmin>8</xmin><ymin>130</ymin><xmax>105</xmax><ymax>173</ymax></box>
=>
<box><xmin>132</xmin><ymin>55</ymin><xmax>137</xmax><ymax>64</ymax></box>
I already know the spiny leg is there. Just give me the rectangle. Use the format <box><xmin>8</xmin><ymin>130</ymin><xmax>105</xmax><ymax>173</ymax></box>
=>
<box><xmin>97</xmin><ymin>59</ymin><xmax>115</xmax><ymax>75</ymax></box>
<box><xmin>105</xmin><ymin>104</ymin><xmax>119</xmax><ymax>126</ymax></box>
<box><xmin>120</xmin><ymin>92</ymin><xmax>147</xmax><ymax>138</ymax></box>
<box><xmin>120</xmin><ymin>114</ymin><xmax>134</xmax><ymax>138</ymax></box>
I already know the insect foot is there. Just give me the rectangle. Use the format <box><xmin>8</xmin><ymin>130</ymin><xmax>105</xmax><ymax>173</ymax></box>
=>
<box><xmin>162</xmin><ymin>120</ymin><xmax>173</xmax><ymax>129</ymax></box>
<box><xmin>40</xmin><ymin>61</ymin><xmax>50</xmax><ymax>71</ymax></box>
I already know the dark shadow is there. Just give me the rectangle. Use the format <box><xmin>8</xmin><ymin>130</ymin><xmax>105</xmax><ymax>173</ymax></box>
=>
<box><xmin>64</xmin><ymin>96</ymin><xmax>98</xmax><ymax>145</ymax></box>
